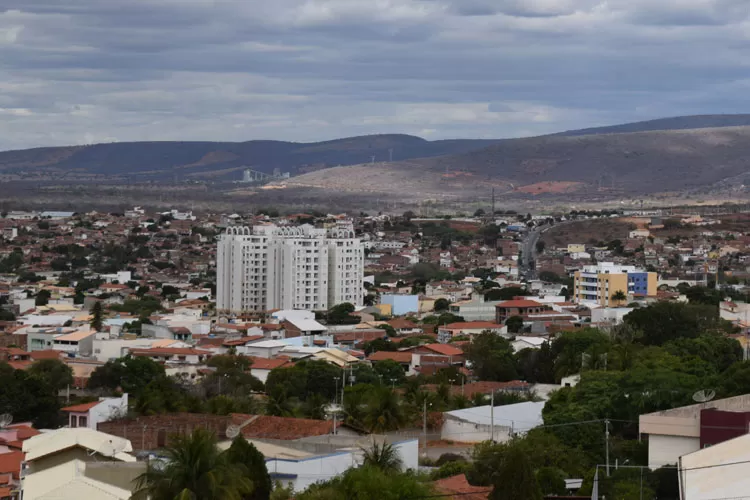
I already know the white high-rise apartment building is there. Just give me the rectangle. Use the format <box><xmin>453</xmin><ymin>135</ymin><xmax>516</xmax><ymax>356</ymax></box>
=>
<box><xmin>217</xmin><ymin>222</ymin><xmax>364</xmax><ymax>312</ymax></box>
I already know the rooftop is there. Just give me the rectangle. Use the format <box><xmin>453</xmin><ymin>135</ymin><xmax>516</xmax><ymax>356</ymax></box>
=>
<box><xmin>496</xmin><ymin>299</ymin><xmax>545</xmax><ymax>308</ymax></box>
<box><xmin>230</xmin><ymin>414</ymin><xmax>336</xmax><ymax>440</ymax></box>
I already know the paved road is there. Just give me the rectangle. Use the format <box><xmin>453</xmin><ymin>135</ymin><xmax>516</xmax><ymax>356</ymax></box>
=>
<box><xmin>520</xmin><ymin>224</ymin><xmax>545</xmax><ymax>280</ymax></box>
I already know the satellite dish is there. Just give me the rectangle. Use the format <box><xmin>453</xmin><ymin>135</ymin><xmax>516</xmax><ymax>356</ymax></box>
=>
<box><xmin>225</xmin><ymin>425</ymin><xmax>241</xmax><ymax>439</ymax></box>
<box><xmin>0</xmin><ymin>414</ymin><xmax>12</xmax><ymax>429</ymax></box>
<box><xmin>693</xmin><ymin>390</ymin><xmax>716</xmax><ymax>403</ymax></box>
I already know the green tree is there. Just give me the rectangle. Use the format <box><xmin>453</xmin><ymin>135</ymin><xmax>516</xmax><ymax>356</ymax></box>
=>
<box><xmin>27</xmin><ymin>359</ymin><xmax>74</xmax><ymax>393</ymax></box>
<box><xmin>134</xmin><ymin>429</ymin><xmax>253</xmax><ymax>500</ymax></box>
<box><xmin>327</xmin><ymin>303</ymin><xmax>360</xmax><ymax>325</ymax></box>
<box><xmin>489</xmin><ymin>444</ymin><xmax>542</xmax><ymax>500</ymax></box>
<box><xmin>433</xmin><ymin>298</ymin><xmax>450</xmax><ymax>312</ymax></box>
<box><xmin>464</xmin><ymin>333</ymin><xmax>518</xmax><ymax>381</ymax></box>
<box><xmin>372</xmin><ymin>359</ymin><xmax>406</xmax><ymax>386</ymax></box>
<box><xmin>90</xmin><ymin>301</ymin><xmax>104</xmax><ymax>332</ymax></box>
<box><xmin>484</xmin><ymin>286</ymin><xmax>530</xmax><ymax>302</ymax></box>
<box><xmin>204</xmin><ymin>355</ymin><xmax>264</xmax><ymax>396</ymax></box>
<box><xmin>296</xmin><ymin>466</ymin><xmax>432</xmax><ymax>500</ymax></box>
<box><xmin>224</xmin><ymin>436</ymin><xmax>272</xmax><ymax>500</ymax></box>
<box><xmin>505</xmin><ymin>315</ymin><xmax>524</xmax><ymax>334</ymax></box>
<box><xmin>88</xmin><ymin>356</ymin><xmax>166</xmax><ymax>396</ymax></box>
<box><xmin>360</xmin><ymin>441</ymin><xmax>403</xmax><ymax>473</ymax></box>
<box><xmin>611</xmin><ymin>290</ymin><xmax>627</xmax><ymax>304</ymax></box>
<box><xmin>362</xmin><ymin>387</ymin><xmax>405</xmax><ymax>433</ymax></box>
<box><xmin>624</xmin><ymin>302</ymin><xmax>732</xmax><ymax>346</ymax></box>
<box><xmin>35</xmin><ymin>289</ymin><xmax>51</xmax><ymax>306</ymax></box>
<box><xmin>0</xmin><ymin>363</ymin><xmax>62</xmax><ymax>428</ymax></box>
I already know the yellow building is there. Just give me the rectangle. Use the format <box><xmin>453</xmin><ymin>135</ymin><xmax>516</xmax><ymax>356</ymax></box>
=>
<box><xmin>567</xmin><ymin>243</ymin><xmax>586</xmax><ymax>253</ymax></box>
<box><xmin>573</xmin><ymin>263</ymin><xmax>657</xmax><ymax>306</ymax></box>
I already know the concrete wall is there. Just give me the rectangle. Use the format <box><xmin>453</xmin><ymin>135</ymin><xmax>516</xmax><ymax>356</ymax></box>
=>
<box><xmin>679</xmin><ymin>434</ymin><xmax>750</xmax><ymax>500</ymax></box>
<box><xmin>441</xmin><ymin>417</ymin><xmax>514</xmax><ymax>443</ymax></box>
<box><xmin>648</xmin><ymin>434</ymin><xmax>698</xmax><ymax>469</ymax></box>
<box><xmin>267</xmin><ymin>439</ymin><xmax>418</xmax><ymax>492</ymax></box>
<box><xmin>23</xmin><ymin>449</ymin><xmax>105</xmax><ymax>500</ymax></box>
<box><xmin>380</xmin><ymin>295</ymin><xmax>419</xmax><ymax>316</ymax></box>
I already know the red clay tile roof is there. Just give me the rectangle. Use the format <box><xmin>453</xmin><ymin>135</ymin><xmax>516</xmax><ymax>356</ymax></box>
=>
<box><xmin>419</xmin><ymin>344</ymin><xmax>464</xmax><ymax>356</ymax></box>
<box><xmin>230</xmin><ymin>414</ymin><xmax>335</xmax><ymax>440</ymax></box>
<box><xmin>222</xmin><ymin>336</ymin><xmax>264</xmax><ymax>347</ymax></box>
<box><xmin>248</xmin><ymin>357</ymin><xmax>293</xmax><ymax>370</ymax></box>
<box><xmin>387</xmin><ymin>318</ymin><xmax>419</xmax><ymax>329</ymax></box>
<box><xmin>29</xmin><ymin>350</ymin><xmax>65</xmax><ymax>360</ymax></box>
<box><xmin>333</xmin><ymin>331</ymin><xmax>386</xmax><ymax>343</ymax></box>
<box><xmin>0</xmin><ymin>451</ymin><xmax>23</xmax><ymax>479</ymax></box>
<box><xmin>8</xmin><ymin>425</ymin><xmax>40</xmax><ymax>441</ymax></box>
<box><xmin>367</xmin><ymin>351</ymin><xmax>413</xmax><ymax>363</ymax></box>
<box><xmin>433</xmin><ymin>474</ymin><xmax>488</xmax><ymax>500</ymax></box>
<box><xmin>495</xmin><ymin>299</ymin><xmax>544</xmax><ymax>308</ymax></box>
<box><xmin>61</xmin><ymin>401</ymin><xmax>101</xmax><ymax>412</ymax></box>
<box><xmin>0</xmin><ymin>487</ymin><xmax>12</xmax><ymax>498</ymax></box>
<box><xmin>7</xmin><ymin>361</ymin><xmax>32</xmax><ymax>370</ymax></box>
<box><xmin>441</xmin><ymin>321</ymin><xmax>502</xmax><ymax>330</ymax></box>
<box><xmin>197</xmin><ymin>337</ymin><xmax>226</xmax><ymax>347</ymax></box>
<box><xmin>130</xmin><ymin>347</ymin><xmax>212</xmax><ymax>356</ymax></box>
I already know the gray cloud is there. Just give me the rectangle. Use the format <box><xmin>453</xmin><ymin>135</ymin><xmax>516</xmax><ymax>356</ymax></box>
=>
<box><xmin>1</xmin><ymin>0</ymin><xmax>750</xmax><ymax>150</ymax></box>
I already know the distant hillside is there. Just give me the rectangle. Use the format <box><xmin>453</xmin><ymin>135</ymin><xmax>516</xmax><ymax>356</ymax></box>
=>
<box><xmin>0</xmin><ymin>135</ymin><xmax>498</xmax><ymax>181</ymax></box>
<box><xmin>555</xmin><ymin>114</ymin><xmax>750</xmax><ymax>137</ymax></box>
<box><xmin>5</xmin><ymin>114</ymin><xmax>750</xmax><ymax>196</ymax></box>
<box><xmin>284</xmin><ymin>125</ymin><xmax>750</xmax><ymax>196</ymax></box>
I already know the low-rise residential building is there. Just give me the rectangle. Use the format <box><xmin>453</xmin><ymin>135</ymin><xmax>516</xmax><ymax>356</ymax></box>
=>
<box><xmin>437</xmin><ymin>321</ymin><xmax>506</xmax><ymax>343</ymax></box>
<box><xmin>441</xmin><ymin>401</ymin><xmax>545</xmax><ymax>443</ymax></box>
<box><xmin>679</xmin><ymin>432</ymin><xmax>750</xmax><ymax>500</ymax></box>
<box><xmin>61</xmin><ymin>394</ymin><xmax>129</xmax><ymax>430</ymax></box>
<box><xmin>21</xmin><ymin>428</ymin><xmax>139</xmax><ymax>500</ymax></box>
<box><xmin>448</xmin><ymin>298</ymin><xmax>503</xmax><ymax>322</ymax></box>
<box><xmin>494</xmin><ymin>299</ymin><xmax>550</xmax><ymax>323</ymax></box>
<box><xmin>639</xmin><ymin>394</ymin><xmax>750</xmax><ymax>468</ymax></box>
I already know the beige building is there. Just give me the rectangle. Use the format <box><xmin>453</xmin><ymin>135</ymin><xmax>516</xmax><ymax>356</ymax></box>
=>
<box><xmin>639</xmin><ymin>394</ymin><xmax>750</xmax><ymax>469</ymax></box>
<box><xmin>21</xmin><ymin>427</ymin><xmax>142</xmax><ymax>500</ymax></box>
<box><xmin>679</xmin><ymin>433</ymin><xmax>750</xmax><ymax>500</ymax></box>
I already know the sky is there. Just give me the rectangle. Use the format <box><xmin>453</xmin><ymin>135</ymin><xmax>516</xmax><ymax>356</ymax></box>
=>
<box><xmin>2</xmin><ymin>0</ymin><xmax>750</xmax><ymax>150</ymax></box>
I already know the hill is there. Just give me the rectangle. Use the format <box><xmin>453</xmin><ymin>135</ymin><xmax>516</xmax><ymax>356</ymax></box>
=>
<box><xmin>554</xmin><ymin>114</ymin><xmax>750</xmax><ymax>137</ymax></box>
<box><xmin>283</xmin><ymin>125</ymin><xmax>750</xmax><ymax>197</ymax></box>
<box><xmin>0</xmin><ymin>135</ymin><xmax>498</xmax><ymax>181</ymax></box>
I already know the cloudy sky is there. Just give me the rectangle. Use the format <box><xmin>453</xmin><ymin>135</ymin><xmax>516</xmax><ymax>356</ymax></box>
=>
<box><xmin>2</xmin><ymin>0</ymin><xmax>750</xmax><ymax>150</ymax></box>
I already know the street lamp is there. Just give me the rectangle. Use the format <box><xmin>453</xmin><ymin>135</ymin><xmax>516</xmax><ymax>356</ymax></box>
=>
<box><xmin>390</xmin><ymin>378</ymin><xmax>397</xmax><ymax>390</ymax></box>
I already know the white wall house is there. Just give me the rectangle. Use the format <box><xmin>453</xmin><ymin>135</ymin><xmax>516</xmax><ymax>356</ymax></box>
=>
<box><xmin>265</xmin><ymin>439</ymin><xmax>418</xmax><ymax>492</ymax></box>
<box><xmin>61</xmin><ymin>394</ymin><xmax>129</xmax><ymax>430</ymax></box>
<box><xmin>441</xmin><ymin>402</ymin><xmax>545</xmax><ymax>443</ymax></box>
<box><xmin>21</xmin><ymin>428</ymin><xmax>137</xmax><ymax>500</ymax></box>
<box><xmin>639</xmin><ymin>394</ymin><xmax>750</xmax><ymax>469</ymax></box>
<box><xmin>217</xmin><ymin>222</ymin><xmax>364</xmax><ymax>313</ymax></box>
<box><xmin>679</xmin><ymin>433</ymin><xmax>750</xmax><ymax>500</ymax></box>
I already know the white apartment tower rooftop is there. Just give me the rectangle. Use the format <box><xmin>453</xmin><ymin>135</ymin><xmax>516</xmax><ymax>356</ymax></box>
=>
<box><xmin>217</xmin><ymin>223</ymin><xmax>364</xmax><ymax>312</ymax></box>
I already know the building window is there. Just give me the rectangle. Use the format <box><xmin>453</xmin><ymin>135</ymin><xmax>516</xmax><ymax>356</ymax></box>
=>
<box><xmin>78</xmin><ymin>416</ymin><xmax>88</xmax><ymax>427</ymax></box>
<box><xmin>70</xmin><ymin>415</ymin><xmax>78</xmax><ymax>428</ymax></box>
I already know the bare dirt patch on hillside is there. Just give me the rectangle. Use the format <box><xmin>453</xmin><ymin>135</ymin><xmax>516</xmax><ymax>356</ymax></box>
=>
<box><xmin>542</xmin><ymin>218</ymin><xmax>634</xmax><ymax>247</ymax></box>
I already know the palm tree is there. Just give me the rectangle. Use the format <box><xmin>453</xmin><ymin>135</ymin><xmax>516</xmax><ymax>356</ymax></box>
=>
<box><xmin>265</xmin><ymin>389</ymin><xmax>294</xmax><ymax>417</ymax></box>
<box><xmin>611</xmin><ymin>290</ymin><xmax>627</xmax><ymax>305</ymax></box>
<box><xmin>134</xmin><ymin>429</ymin><xmax>253</xmax><ymax>500</ymax></box>
<box><xmin>362</xmin><ymin>387</ymin><xmax>406</xmax><ymax>433</ymax></box>
<box><xmin>360</xmin><ymin>440</ymin><xmax>403</xmax><ymax>472</ymax></box>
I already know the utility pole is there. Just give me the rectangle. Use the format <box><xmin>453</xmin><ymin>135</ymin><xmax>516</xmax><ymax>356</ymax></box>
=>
<box><xmin>490</xmin><ymin>391</ymin><xmax>495</xmax><ymax>442</ymax></box>
<box><xmin>491</xmin><ymin>187</ymin><xmax>495</xmax><ymax>217</ymax></box>
<box><xmin>605</xmin><ymin>419</ymin><xmax>611</xmax><ymax>476</ymax></box>
<box><xmin>388</xmin><ymin>148</ymin><xmax>393</xmax><ymax>162</ymax></box>
<box><xmin>422</xmin><ymin>399</ymin><xmax>428</xmax><ymax>452</ymax></box>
